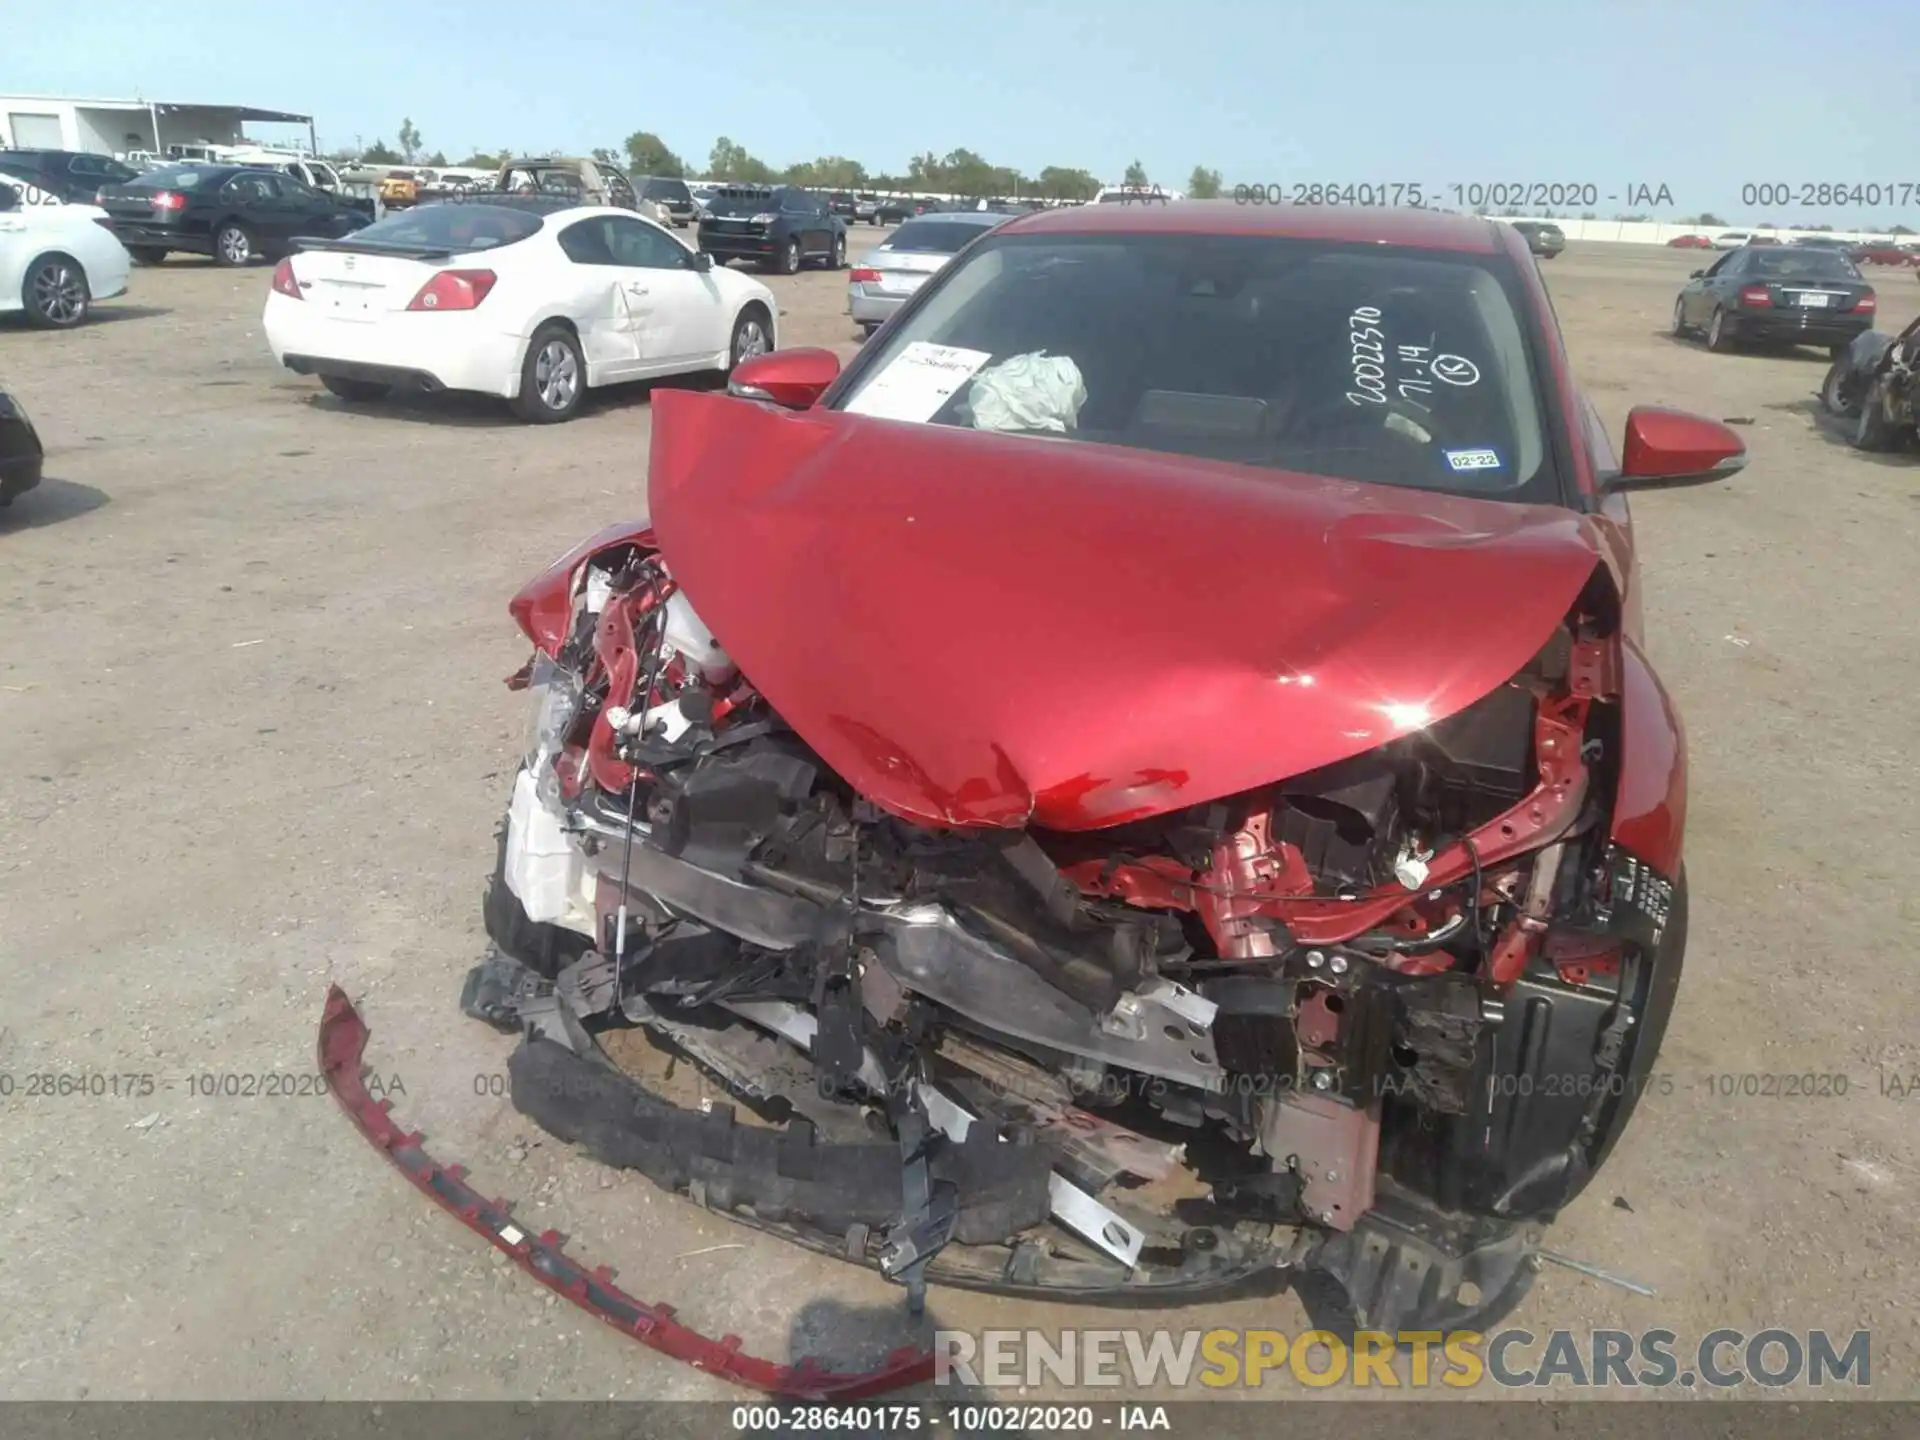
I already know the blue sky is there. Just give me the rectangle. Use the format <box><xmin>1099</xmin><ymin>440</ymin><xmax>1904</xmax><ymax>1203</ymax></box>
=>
<box><xmin>9</xmin><ymin>0</ymin><xmax>1919</xmax><ymax>225</ymax></box>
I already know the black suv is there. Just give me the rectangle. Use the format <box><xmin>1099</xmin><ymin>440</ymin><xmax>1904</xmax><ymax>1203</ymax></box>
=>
<box><xmin>698</xmin><ymin>185</ymin><xmax>848</xmax><ymax>273</ymax></box>
<box><xmin>0</xmin><ymin>148</ymin><xmax>143</xmax><ymax>202</ymax></box>
<box><xmin>827</xmin><ymin>191</ymin><xmax>859</xmax><ymax>219</ymax></box>
<box><xmin>636</xmin><ymin>175</ymin><xmax>697</xmax><ymax>228</ymax></box>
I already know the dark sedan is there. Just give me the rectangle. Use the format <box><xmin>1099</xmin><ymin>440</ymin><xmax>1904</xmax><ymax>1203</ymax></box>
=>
<box><xmin>96</xmin><ymin>163</ymin><xmax>368</xmax><ymax>267</ymax></box>
<box><xmin>0</xmin><ymin>148</ymin><xmax>143</xmax><ymax>203</ymax></box>
<box><xmin>0</xmin><ymin>388</ymin><xmax>45</xmax><ymax>508</ymax></box>
<box><xmin>875</xmin><ymin>195</ymin><xmax>943</xmax><ymax>224</ymax></box>
<box><xmin>1511</xmin><ymin>220</ymin><xmax>1566</xmax><ymax>258</ymax></box>
<box><xmin>1672</xmin><ymin>244</ymin><xmax>1876</xmax><ymax>356</ymax></box>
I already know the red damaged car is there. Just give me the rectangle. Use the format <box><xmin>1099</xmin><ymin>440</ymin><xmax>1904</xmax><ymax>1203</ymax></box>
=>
<box><xmin>466</xmin><ymin>204</ymin><xmax>1745</xmax><ymax>1334</ymax></box>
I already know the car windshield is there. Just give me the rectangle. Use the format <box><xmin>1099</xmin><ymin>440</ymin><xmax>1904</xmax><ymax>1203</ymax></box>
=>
<box><xmin>885</xmin><ymin>219</ymin><xmax>997</xmax><ymax>254</ymax></box>
<box><xmin>644</xmin><ymin>178</ymin><xmax>691</xmax><ymax>202</ymax></box>
<box><xmin>832</xmin><ymin>232</ymin><xmax>1554</xmax><ymax>501</ymax></box>
<box><xmin>348</xmin><ymin>203</ymin><xmax>545</xmax><ymax>252</ymax></box>
<box><xmin>1748</xmin><ymin>250</ymin><xmax>1861</xmax><ymax>281</ymax></box>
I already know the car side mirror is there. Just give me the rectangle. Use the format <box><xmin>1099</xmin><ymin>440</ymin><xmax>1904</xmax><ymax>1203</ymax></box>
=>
<box><xmin>728</xmin><ymin>347</ymin><xmax>840</xmax><ymax>409</ymax></box>
<box><xmin>1689</xmin><ymin>269</ymin><xmax>1704</xmax><ymax>278</ymax></box>
<box><xmin>691</xmin><ymin>251</ymin><xmax>713</xmax><ymax>272</ymax></box>
<box><xmin>1606</xmin><ymin>406</ymin><xmax>1747</xmax><ymax>492</ymax></box>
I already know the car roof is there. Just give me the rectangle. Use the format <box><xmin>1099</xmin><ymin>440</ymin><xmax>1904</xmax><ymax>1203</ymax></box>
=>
<box><xmin>991</xmin><ymin>201</ymin><xmax>1505</xmax><ymax>253</ymax></box>
<box><xmin>898</xmin><ymin>210</ymin><xmax>1004</xmax><ymax>227</ymax></box>
<box><xmin>415</xmin><ymin>195</ymin><xmax>580</xmax><ymax>218</ymax></box>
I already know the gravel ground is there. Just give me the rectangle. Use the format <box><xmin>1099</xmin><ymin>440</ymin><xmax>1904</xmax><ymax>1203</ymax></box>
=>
<box><xmin>0</xmin><ymin>231</ymin><xmax>1915</xmax><ymax>1403</ymax></box>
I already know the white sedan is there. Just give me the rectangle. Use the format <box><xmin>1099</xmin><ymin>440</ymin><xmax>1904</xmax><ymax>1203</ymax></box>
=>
<box><xmin>263</xmin><ymin>198</ymin><xmax>779</xmax><ymax>423</ymax></box>
<box><xmin>0</xmin><ymin>171</ymin><xmax>132</xmax><ymax>328</ymax></box>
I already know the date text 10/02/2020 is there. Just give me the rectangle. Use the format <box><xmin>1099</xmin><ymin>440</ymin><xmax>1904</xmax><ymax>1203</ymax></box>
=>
<box><xmin>1232</xmin><ymin>182</ymin><xmax>1676</xmax><ymax>210</ymax></box>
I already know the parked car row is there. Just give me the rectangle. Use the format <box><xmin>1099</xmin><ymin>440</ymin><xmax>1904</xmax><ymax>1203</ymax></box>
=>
<box><xmin>1666</xmin><ymin>230</ymin><xmax>1920</xmax><ymax>263</ymax></box>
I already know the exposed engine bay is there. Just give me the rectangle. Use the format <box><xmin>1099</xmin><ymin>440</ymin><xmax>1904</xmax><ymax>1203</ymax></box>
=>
<box><xmin>466</xmin><ymin>532</ymin><xmax>1685</xmax><ymax>1332</ymax></box>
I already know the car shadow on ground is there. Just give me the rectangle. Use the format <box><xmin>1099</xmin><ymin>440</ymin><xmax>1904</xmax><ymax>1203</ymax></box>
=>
<box><xmin>305</xmin><ymin>390</ymin><xmax>525</xmax><ymax>429</ymax></box>
<box><xmin>87</xmin><ymin>304</ymin><xmax>173</xmax><ymax>324</ymax></box>
<box><xmin>0</xmin><ymin>477</ymin><xmax>110</xmax><ymax>533</ymax></box>
<box><xmin>1650</xmin><ymin>330</ymin><xmax>1837</xmax><ymax>363</ymax></box>
<box><xmin>1772</xmin><ymin>394</ymin><xmax>1920</xmax><ymax>464</ymax></box>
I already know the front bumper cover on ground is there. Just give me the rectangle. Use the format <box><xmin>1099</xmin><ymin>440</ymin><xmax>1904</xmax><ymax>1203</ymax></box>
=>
<box><xmin>317</xmin><ymin>985</ymin><xmax>935</xmax><ymax>1399</ymax></box>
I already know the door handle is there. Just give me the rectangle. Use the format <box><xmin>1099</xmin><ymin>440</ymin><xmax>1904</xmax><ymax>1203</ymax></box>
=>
<box><xmin>626</xmin><ymin>283</ymin><xmax>650</xmax><ymax>295</ymax></box>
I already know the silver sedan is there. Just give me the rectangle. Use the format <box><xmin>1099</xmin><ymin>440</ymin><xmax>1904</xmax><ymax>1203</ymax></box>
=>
<box><xmin>847</xmin><ymin>210</ymin><xmax>1005</xmax><ymax>336</ymax></box>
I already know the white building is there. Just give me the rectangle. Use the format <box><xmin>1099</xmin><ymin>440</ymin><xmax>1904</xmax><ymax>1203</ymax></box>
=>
<box><xmin>0</xmin><ymin>95</ymin><xmax>316</xmax><ymax>159</ymax></box>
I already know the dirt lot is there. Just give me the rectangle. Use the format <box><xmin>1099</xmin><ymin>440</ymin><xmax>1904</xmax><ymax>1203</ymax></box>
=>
<box><xmin>1</xmin><ymin>231</ymin><xmax>1916</xmax><ymax>1403</ymax></box>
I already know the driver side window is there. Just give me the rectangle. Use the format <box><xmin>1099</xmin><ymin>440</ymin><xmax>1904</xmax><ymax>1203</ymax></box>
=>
<box><xmin>603</xmin><ymin>217</ymin><xmax>691</xmax><ymax>270</ymax></box>
<box><xmin>1704</xmin><ymin>252</ymin><xmax>1738</xmax><ymax>279</ymax></box>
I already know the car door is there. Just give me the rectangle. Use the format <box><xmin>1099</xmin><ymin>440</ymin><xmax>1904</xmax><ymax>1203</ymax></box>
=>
<box><xmin>1685</xmin><ymin>251</ymin><xmax>1733</xmax><ymax>323</ymax></box>
<box><xmin>1702</xmin><ymin>249</ymin><xmax>1747</xmax><ymax>317</ymax></box>
<box><xmin>222</xmin><ymin>172</ymin><xmax>299</xmax><ymax>246</ymax></box>
<box><xmin>553</xmin><ymin>215</ymin><xmax>644</xmax><ymax>380</ymax></box>
<box><xmin>0</xmin><ymin>181</ymin><xmax>30</xmax><ymax>308</ymax></box>
<box><xmin>600</xmin><ymin>214</ymin><xmax>725</xmax><ymax>369</ymax></box>
<box><xmin>780</xmin><ymin>188</ymin><xmax>818</xmax><ymax>257</ymax></box>
<box><xmin>279</xmin><ymin>173</ymin><xmax>355</xmax><ymax>239</ymax></box>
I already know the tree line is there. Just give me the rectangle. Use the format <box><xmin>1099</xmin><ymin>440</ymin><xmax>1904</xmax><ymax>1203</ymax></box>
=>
<box><xmin>335</xmin><ymin>121</ymin><xmax>1225</xmax><ymax>198</ymax></box>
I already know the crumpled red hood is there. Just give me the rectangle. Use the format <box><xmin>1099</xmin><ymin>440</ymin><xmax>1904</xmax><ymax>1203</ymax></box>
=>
<box><xmin>647</xmin><ymin>389</ymin><xmax>1603</xmax><ymax>831</ymax></box>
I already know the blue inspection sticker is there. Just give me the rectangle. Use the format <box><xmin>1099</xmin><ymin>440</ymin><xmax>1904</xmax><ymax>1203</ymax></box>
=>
<box><xmin>1444</xmin><ymin>447</ymin><xmax>1502</xmax><ymax>473</ymax></box>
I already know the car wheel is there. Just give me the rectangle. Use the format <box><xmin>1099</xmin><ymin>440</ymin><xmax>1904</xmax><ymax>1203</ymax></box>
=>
<box><xmin>1705</xmin><ymin>305</ymin><xmax>1735</xmax><ymax>352</ymax></box>
<box><xmin>1820</xmin><ymin>360</ymin><xmax>1860</xmax><ymax>418</ymax></box>
<box><xmin>1670</xmin><ymin>296</ymin><xmax>1691</xmax><ymax>338</ymax></box>
<box><xmin>22</xmin><ymin>254</ymin><xmax>90</xmax><ymax>328</ymax></box>
<box><xmin>828</xmin><ymin>232</ymin><xmax>848</xmax><ymax>270</ymax></box>
<box><xmin>1852</xmin><ymin>379</ymin><xmax>1896</xmax><ymax>451</ymax></box>
<box><xmin>858</xmin><ymin>322</ymin><xmax>878</xmax><ymax>339</ymax></box>
<box><xmin>319</xmin><ymin>375</ymin><xmax>392</xmax><ymax>403</ymax></box>
<box><xmin>511</xmin><ymin>324</ymin><xmax>586</xmax><ymax>423</ymax></box>
<box><xmin>214</xmin><ymin>222</ymin><xmax>257</xmax><ymax>267</ymax></box>
<box><xmin>779</xmin><ymin>236</ymin><xmax>801</xmax><ymax>275</ymax></box>
<box><xmin>127</xmin><ymin>247</ymin><xmax>168</xmax><ymax>267</ymax></box>
<box><xmin>729</xmin><ymin>308</ymin><xmax>772</xmax><ymax>369</ymax></box>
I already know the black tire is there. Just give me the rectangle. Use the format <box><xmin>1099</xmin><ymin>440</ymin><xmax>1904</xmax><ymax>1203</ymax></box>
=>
<box><xmin>858</xmin><ymin>322</ymin><xmax>878</xmax><ymax>339</ymax></box>
<box><xmin>319</xmin><ymin>375</ymin><xmax>392</xmax><ymax>403</ymax></box>
<box><xmin>213</xmin><ymin>221</ymin><xmax>258</xmax><ymax>267</ymax></box>
<box><xmin>728</xmin><ymin>306</ymin><xmax>773</xmax><ymax>369</ymax></box>
<box><xmin>1670</xmin><ymin>296</ymin><xmax>1691</xmax><ymax>339</ymax></box>
<box><xmin>511</xmin><ymin>323</ymin><xmax>587</xmax><ymax>423</ymax></box>
<box><xmin>483</xmin><ymin>802</ymin><xmax>590</xmax><ymax>979</ymax></box>
<box><xmin>22</xmin><ymin>253</ymin><xmax>89</xmax><ymax>328</ymax></box>
<box><xmin>775</xmin><ymin>235</ymin><xmax>801</xmax><ymax>275</ymax></box>
<box><xmin>1852</xmin><ymin>379</ymin><xmax>1896</xmax><ymax>451</ymax></box>
<box><xmin>826</xmin><ymin>231</ymin><xmax>848</xmax><ymax>270</ymax></box>
<box><xmin>127</xmin><ymin>247</ymin><xmax>168</xmax><ymax>267</ymax></box>
<box><xmin>1705</xmin><ymin>305</ymin><xmax>1735</xmax><ymax>352</ymax></box>
<box><xmin>1821</xmin><ymin>359</ymin><xmax>1861</xmax><ymax>418</ymax></box>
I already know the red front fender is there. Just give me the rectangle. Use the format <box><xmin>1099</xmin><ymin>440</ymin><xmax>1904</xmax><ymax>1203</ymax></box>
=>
<box><xmin>1610</xmin><ymin>637</ymin><xmax>1687</xmax><ymax>876</ymax></box>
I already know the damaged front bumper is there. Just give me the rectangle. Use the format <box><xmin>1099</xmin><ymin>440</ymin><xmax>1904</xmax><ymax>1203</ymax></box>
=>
<box><xmin>317</xmin><ymin>985</ymin><xmax>935</xmax><ymax>1399</ymax></box>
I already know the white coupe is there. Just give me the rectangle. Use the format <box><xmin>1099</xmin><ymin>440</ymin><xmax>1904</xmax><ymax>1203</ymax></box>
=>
<box><xmin>262</xmin><ymin>198</ymin><xmax>779</xmax><ymax>423</ymax></box>
<box><xmin>0</xmin><ymin>170</ymin><xmax>132</xmax><ymax>328</ymax></box>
